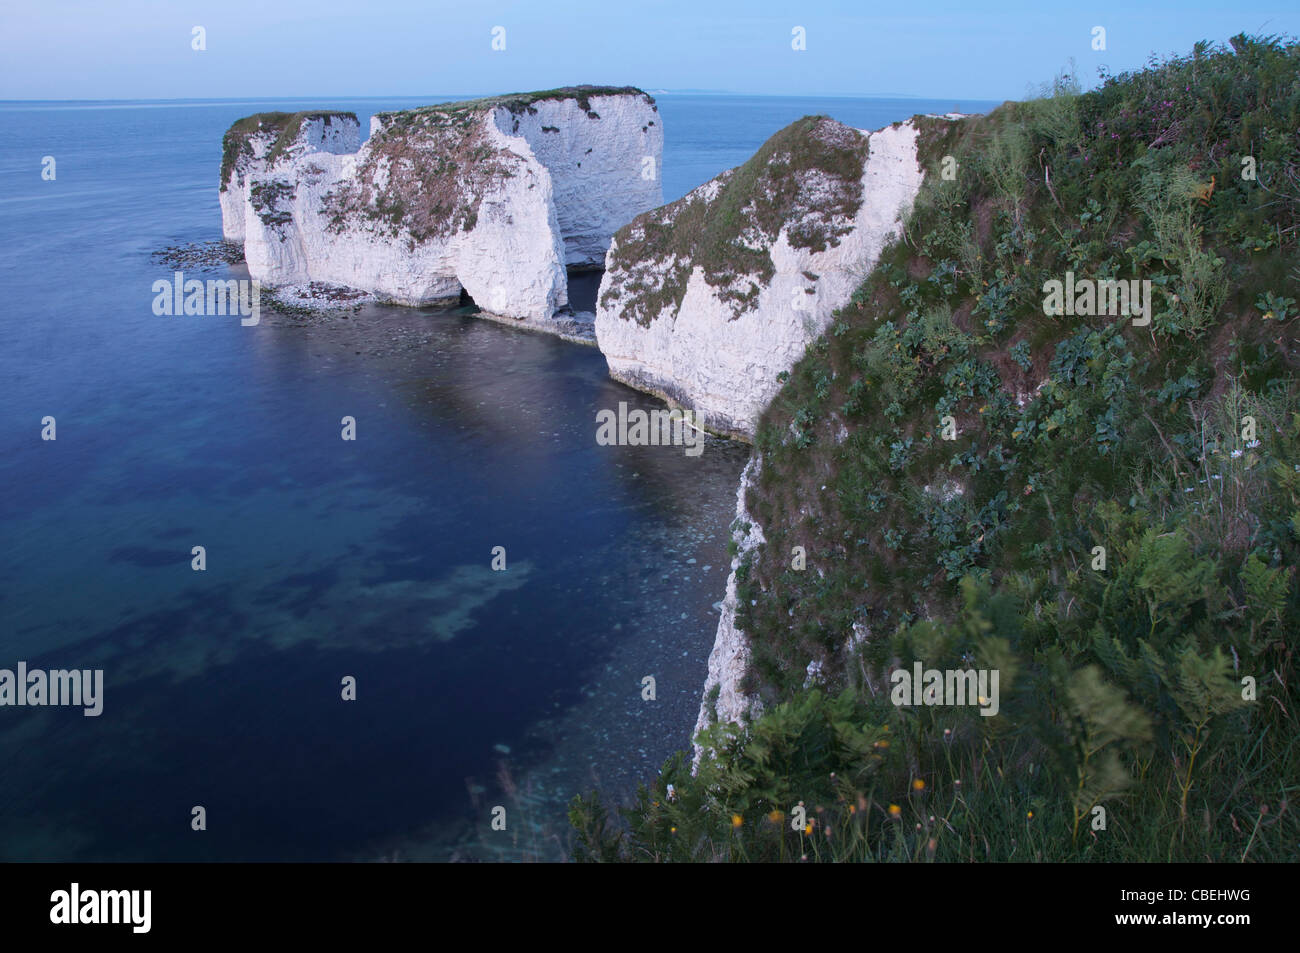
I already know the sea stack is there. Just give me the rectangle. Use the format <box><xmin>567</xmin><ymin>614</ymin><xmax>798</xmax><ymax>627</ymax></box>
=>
<box><xmin>220</xmin><ymin>87</ymin><xmax>663</xmax><ymax>323</ymax></box>
<box><xmin>594</xmin><ymin>116</ymin><xmax>929</xmax><ymax>440</ymax></box>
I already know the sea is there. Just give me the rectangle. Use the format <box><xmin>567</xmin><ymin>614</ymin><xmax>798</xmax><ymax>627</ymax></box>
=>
<box><xmin>0</xmin><ymin>92</ymin><xmax>998</xmax><ymax>861</ymax></box>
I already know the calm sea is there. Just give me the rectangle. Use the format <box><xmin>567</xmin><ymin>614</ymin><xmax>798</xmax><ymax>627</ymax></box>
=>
<box><xmin>0</xmin><ymin>92</ymin><xmax>996</xmax><ymax>861</ymax></box>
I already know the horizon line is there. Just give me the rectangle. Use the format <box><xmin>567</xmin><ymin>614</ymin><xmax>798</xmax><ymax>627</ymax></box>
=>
<box><xmin>0</xmin><ymin>89</ymin><xmax>1009</xmax><ymax>105</ymax></box>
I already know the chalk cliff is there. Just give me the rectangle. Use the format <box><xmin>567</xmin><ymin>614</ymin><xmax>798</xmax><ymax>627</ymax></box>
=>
<box><xmin>693</xmin><ymin>455</ymin><xmax>765</xmax><ymax>764</ymax></box>
<box><xmin>594</xmin><ymin>116</ymin><xmax>927</xmax><ymax>440</ymax></box>
<box><xmin>220</xmin><ymin>111</ymin><xmax>361</xmax><ymax>243</ymax></box>
<box><xmin>222</xmin><ymin>88</ymin><xmax>662</xmax><ymax>322</ymax></box>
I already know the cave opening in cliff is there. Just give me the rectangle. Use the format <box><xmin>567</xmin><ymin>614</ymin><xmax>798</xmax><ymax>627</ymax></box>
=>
<box><xmin>566</xmin><ymin>268</ymin><xmax>602</xmax><ymax>313</ymax></box>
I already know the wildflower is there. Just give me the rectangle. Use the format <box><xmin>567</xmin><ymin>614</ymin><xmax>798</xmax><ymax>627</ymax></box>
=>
<box><xmin>767</xmin><ymin>809</ymin><xmax>784</xmax><ymax>824</ymax></box>
<box><xmin>805</xmin><ymin>823</ymin><xmax>813</xmax><ymax>835</ymax></box>
<box><xmin>731</xmin><ymin>814</ymin><xmax>743</xmax><ymax>828</ymax></box>
<box><xmin>1028</xmin><ymin>811</ymin><xmax>1034</xmax><ymax>819</ymax></box>
<box><xmin>943</xmin><ymin>727</ymin><xmax>952</xmax><ymax>737</ymax></box>
<box><xmin>1247</xmin><ymin>439</ymin><xmax>1260</xmax><ymax>449</ymax></box>
<box><xmin>670</xmin><ymin>826</ymin><xmax>677</xmax><ymax>833</ymax></box>
<box><xmin>874</xmin><ymin>739</ymin><xmax>890</xmax><ymax>749</ymax></box>
<box><xmin>848</xmin><ymin>805</ymin><xmax>856</xmax><ymax>815</ymax></box>
<box><xmin>1231</xmin><ymin>448</ymin><xmax>1243</xmax><ymax>459</ymax></box>
<box><xmin>888</xmin><ymin>804</ymin><xmax>901</xmax><ymax>817</ymax></box>
<box><xmin>913</xmin><ymin>779</ymin><xmax>926</xmax><ymax>792</ymax></box>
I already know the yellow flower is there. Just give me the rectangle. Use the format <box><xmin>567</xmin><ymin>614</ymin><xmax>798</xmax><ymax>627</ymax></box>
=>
<box><xmin>874</xmin><ymin>739</ymin><xmax>890</xmax><ymax>749</ymax></box>
<box><xmin>767</xmin><ymin>809</ymin><xmax>784</xmax><ymax>824</ymax></box>
<box><xmin>848</xmin><ymin>805</ymin><xmax>856</xmax><ymax>814</ymax></box>
<box><xmin>888</xmin><ymin>804</ymin><xmax>901</xmax><ymax>817</ymax></box>
<box><xmin>912</xmin><ymin>779</ymin><xmax>926</xmax><ymax>791</ymax></box>
<box><xmin>1027</xmin><ymin>811</ymin><xmax>1034</xmax><ymax>819</ymax></box>
<box><xmin>731</xmin><ymin>814</ymin><xmax>743</xmax><ymax>828</ymax></box>
<box><xmin>670</xmin><ymin>826</ymin><xmax>677</xmax><ymax>833</ymax></box>
<box><xmin>805</xmin><ymin>823</ymin><xmax>814</xmax><ymax>834</ymax></box>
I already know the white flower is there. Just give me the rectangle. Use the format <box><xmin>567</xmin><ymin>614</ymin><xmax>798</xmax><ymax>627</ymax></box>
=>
<box><xmin>1231</xmin><ymin>448</ymin><xmax>1243</xmax><ymax>459</ymax></box>
<box><xmin>1247</xmin><ymin>440</ymin><xmax>1260</xmax><ymax>449</ymax></box>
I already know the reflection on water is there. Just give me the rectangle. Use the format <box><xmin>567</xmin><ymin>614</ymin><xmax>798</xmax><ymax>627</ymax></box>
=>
<box><xmin>0</xmin><ymin>267</ymin><xmax>747</xmax><ymax>860</ymax></box>
<box><xmin>0</xmin><ymin>91</ymin><xmax>998</xmax><ymax>860</ymax></box>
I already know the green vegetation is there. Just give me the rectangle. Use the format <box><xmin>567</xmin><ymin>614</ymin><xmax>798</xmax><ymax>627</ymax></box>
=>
<box><xmin>573</xmin><ymin>35</ymin><xmax>1300</xmax><ymax>862</ymax></box>
<box><xmin>600</xmin><ymin>116</ymin><xmax>871</xmax><ymax>326</ymax></box>
<box><xmin>375</xmin><ymin>85</ymin><xmax>653</xmax><ymax>127</ymax></box>
<box><xmin>219</xmin><ymin>111</ymin><xmax>357</xmax><ymax>191</ymax></box>
<box><xmin>324</xmin><ymin>109</ymin><xmax>513</xmax><ymax>243</ymax></box>
<box><xmin>248</xmin><ymin>180</ymin><xmax>295</xmax><ymax>227</ymax></box>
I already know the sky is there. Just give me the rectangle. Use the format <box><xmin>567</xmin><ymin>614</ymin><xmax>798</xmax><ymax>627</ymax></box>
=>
<box><xmin>1</xmin><ymin>0</ymin><xmax>1297</xmax><ymax>102</ymax></box>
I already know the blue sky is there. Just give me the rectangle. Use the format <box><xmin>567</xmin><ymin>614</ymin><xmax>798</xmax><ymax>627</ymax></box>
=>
<box><xmin>1</xmin><ymin>0</ymin><xmax>1296</xmax><ymax>101</ymax></box>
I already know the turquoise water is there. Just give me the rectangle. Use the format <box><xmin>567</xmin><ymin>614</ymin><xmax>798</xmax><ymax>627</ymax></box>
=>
<box><xmin>0</xmin><ymin>92</ymin><xmax>997</xmax><ymax>860</ymax></box>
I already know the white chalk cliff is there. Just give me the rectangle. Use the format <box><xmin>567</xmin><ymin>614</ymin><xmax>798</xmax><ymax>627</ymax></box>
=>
<box><xmin>222</xmin><ymin>88</ymin><xmax>662</xmax><ymax>322</ymax></box>
<box><xmin>595</xmin><ymin>116</ymin><xmax>927</xmax><ymax>440</ymax></box>
<box><xmin>693</xmin><ymin>454</ymin><xmax>765</xmax><ymax>764</ymax></box>
<box><xmin>220</xmin><ymin>112</ymin><xmax>361</xmax><ymax>243</ymax></box>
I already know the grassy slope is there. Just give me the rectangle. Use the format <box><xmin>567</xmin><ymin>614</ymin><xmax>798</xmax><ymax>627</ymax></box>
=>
<box><xmin>600</xmin><ymin>115</ymin><xmax>871</xmax><ymax>325</ymax></box>
<box><xmin>571</xmin><ymin>35</ymin><xmax>1300</xmax><ymax>862</ymax></box>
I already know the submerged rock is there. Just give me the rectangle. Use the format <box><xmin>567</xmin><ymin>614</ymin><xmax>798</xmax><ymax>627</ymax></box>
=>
<box><xmin>221</xmin><ymin>87</ymin><xmax>662</xmax><ymax>324</ymax></box>
<box><xmin>595</xmin><ymin>115</ymin><xmax>929</xmax><ymax>440</ymax></box>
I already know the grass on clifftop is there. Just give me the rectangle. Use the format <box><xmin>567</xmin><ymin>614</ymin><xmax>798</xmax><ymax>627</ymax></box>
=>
<box><xmin>323</xmin><ymin>110</ymin><xmax>515</xmax><ymax>244</ymax></box>
<box><xmin>600</xmin><ymin>115</ymin><xmax>871</xmax><ymax>326</ymax></box>
<box><xmin>572</xmin><ymin>34</ymin><xmax>1300</xmax><ymax>863</ymax></box>
<box><xmin>374</xmin><ymin>86</ymin><xmax>655</xmax><ymax>127</ymax></box>
<box><xmin>220</xmin><ymin>111</ymin><xmax>357</xmax><ymax>191</ymax></box>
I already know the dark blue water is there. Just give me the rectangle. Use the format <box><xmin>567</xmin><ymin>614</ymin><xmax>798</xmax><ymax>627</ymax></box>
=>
<box><xmin>0</xmin><ymin>92</ymin><xmax>996</xmax><ymax>861</ymax></box>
